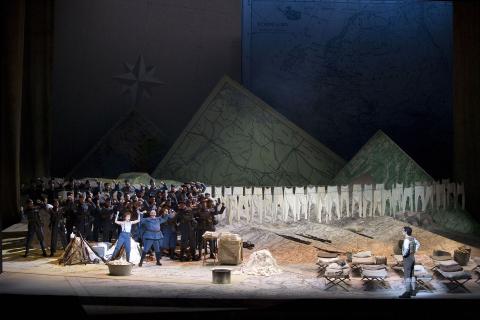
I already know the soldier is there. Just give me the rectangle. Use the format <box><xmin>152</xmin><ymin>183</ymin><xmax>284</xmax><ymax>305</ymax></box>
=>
<box><xmin>208</xmin><ymin>198</ymin><xmax>225</xmax><ymax>254</ymax></box>
<box><xmin>91</xmin><ymin>196</ymin><xmax>102</xmax><ymax>241</ymax></box>
<box><xmin>160</xmin><ymin>202</ymin><xmax>178</xmax><ymax>260</ymax></box>
<box><xmin>136</xmin><ymin>189</ymin><xmax>147</xmax><ymax>205</ymax></box>
<box><xmin>143</xmin><ymin>194</ymin><xmax>157</xmax><ymax>213</ymax></box>
<box><xmin>194</xmin><ymin>198</ymin><xmax>212</xmax><ymax>259</ymax></box>
<box><xmin>85</xmin><ymin>196</ymin><xmax>96</xmax><ymax>240</ymax></box>
<box><xmin>81</xmin><ymin>180</ymin><xmax>92</xmax><ymax>194</ymax></box>
<box><xmin>146</xmin><ymin>179</ymin><xmax>157</xmax><ymax>196</ymax></box>
<box><xmin>99</xmin><ymin>198</ymin><xmax>114</xmax><ymax>242</ymax></box>
<box><xmin>399</xmin><ymin>226</ymin><xmax>421</xmax><ymax>298</ymax></box>
<box><xmin>111</xmin><ymin>211</ymin><xmax>141</xmax><ymax>262</ymax></box>
<box><xmin>49</xmin><ymin>199</ymin><xmax>68</xmax><ymax>256</ymax></box>
<box><xmin>176</xmin><ymin>200</ymin><xmax>197</xmax><ymax>261</ymax></box>
<box><xmin>64</xmin><ymin>192</ymin><xmax>75</xmax><ymax>238</ymax></box>
<box><xmin>102</xmin><ymin>182</ymin><xmax>114</xmax><ymax>198</ymax></box>
<box><xmin>158</xmin><ymin>180</ymin><xmax>168</xmax><ymax>192</ymax></box>
<box><xmin>23</xmin><ymin>199</ymin><xmax>47</xmax><ymax>257</ymax></box>
<box><xmin>130</xmin><ymin>200</ymin><xmax>143</xmax><ymax>241</ymax></box>
<box><xmin>156</xmin><ymin>190</ymin><xmax>168</xmax><ymax>207</ymax></box>
<box><xmin>167</xmin><ymin>188</ymin><xmax>178</xmax><ymax>210</ymax></box>
<box><xmin>74</xmin><ymin>194</ymin><xmax>91</xmax><ymax>238</ymax></box>
<box><xmin>138</xmin><ymin>209</ymin><xmax>174</xmax><ymax>267</ymax></box>
<box><xmin>121</xmin><ymin>180</ymin><xmax>135</xmax><ymax>195</ymax></box>
<box><xmin>176</xmin><ymin>185</ymin><xmax>187</xmax><ymax>203</ymax></box>
<box><xmin>202</xmin><ymin>198</ymin><xmax>225</xmax><ymax>258</ymax></box>
<box><xmin>46</xmin><ymin>178</ymin><xmax>58</xmax><ymax>204</ymax></box>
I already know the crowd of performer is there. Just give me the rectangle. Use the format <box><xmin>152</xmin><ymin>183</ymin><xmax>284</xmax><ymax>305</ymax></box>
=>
<box><xmin>22</xmin><ymin>178</ymin><xmax>225</xmax><ymax>265</ymax></box>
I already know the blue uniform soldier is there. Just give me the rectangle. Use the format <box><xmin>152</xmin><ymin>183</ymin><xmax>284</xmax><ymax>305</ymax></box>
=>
<box><xmin>138</xmin><ymin>209</ymin><xmax>175</xmax><ymax>266</ymax></box>
<box><xmin>160</xmin><ymin>203</ymin><xmax>178</xmax><ymax>260</ymax></box>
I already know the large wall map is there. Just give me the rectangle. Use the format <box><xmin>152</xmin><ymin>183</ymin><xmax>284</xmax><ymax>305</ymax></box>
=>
<box><xmin>242</xmin><ymin>0</ymin><xmax>453</xmax><ymax>179</ymax></box>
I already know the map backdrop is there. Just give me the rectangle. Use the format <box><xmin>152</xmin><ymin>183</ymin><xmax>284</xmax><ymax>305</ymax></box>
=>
<box><xmin>242</xmin><ymin>0</ymin><xmax>453</xmax><ymax>179</ymax></box>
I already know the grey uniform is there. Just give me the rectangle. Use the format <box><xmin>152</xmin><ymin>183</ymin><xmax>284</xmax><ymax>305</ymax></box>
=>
<box><xmin>402</xmin><ymin>236</ymin><xmax>420</xmax><ymax>277</ymax></box>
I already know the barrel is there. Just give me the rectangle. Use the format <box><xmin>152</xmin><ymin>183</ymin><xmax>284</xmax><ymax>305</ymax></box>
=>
<box><xmin>212</xmin><ymin>268</ymin><xmax>231</xmax><ymax>284</ymax></box>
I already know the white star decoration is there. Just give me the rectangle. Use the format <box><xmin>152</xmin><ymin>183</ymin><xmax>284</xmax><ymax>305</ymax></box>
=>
<box><xmin>113</xmin><ymin>55</ymin><xmax>164</xmax><ymax>108</ymax></box>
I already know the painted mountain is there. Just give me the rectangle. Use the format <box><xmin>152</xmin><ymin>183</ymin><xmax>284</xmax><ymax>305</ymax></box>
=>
<box><xmin>332</xmin><ymin>130</ymin><xmax>434</xmax><ymax>188</ymax></box>
<box><xmin>68</xmin><ymin>110</ymin><xmax>169</xmax><ymax>178</ymax></box>
<box><xmin>152</xmin><ymin>76</ymin><xmax>345</xmax><ymax>186</ymax></box>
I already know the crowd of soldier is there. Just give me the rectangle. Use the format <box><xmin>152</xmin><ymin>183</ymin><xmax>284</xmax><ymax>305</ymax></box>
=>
<box><xmin>22</xmin><ymin>178</ymin><xmax>225</xmax><ymax>263</ymax></box>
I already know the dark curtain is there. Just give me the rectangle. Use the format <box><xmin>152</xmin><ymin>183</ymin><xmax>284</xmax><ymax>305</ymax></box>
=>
<box><xmin>1</xmin><ymin>0</ymin><xmax>26</xmax><ymax>274</ymax></box>
<box><xmin>453</xmin><ymin>2</ymin><xmax>480</xmax><ymax>217</ymax></box>
<box><xmin>21</xmin><ymin>0</ymin><xmax>54</xmax><ymax>182</ymax></box>
<box><xmin>0</xmin><ymin>0</ymin><xmax>53</xmax><ymax>248</ymax></box>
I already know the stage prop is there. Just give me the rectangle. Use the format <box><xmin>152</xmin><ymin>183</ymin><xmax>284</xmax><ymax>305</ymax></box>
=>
<box><xmin>106</xmin><ymin>261</ymin><xmax>134</xmax><ymax>276</ymax></box>
<box><xmin>212</xmin><ymin>268</ymin><xmax>232</xmax><ymax>284</ymax></box>
<box><xmin>151</xmin><ymin>76</ymin><xmax>345</xmax><ymax>186</ymax></box>
<box><xmin>217</xmin><ymin>232</ymin><xmax>243</xmax><ymax>265</ymax></box>
<box><xmin>59</xmin><ymin>234</ymin><xmax>103</xmax><ymax>265</ymax></box>
<box><xmin>242</xmin><ymin>249</ymin><xmax>282</xmax><ymax>276</ymax></box>
<box><xmin>106</xmin><ymin>238</ymin><xmax>142</xmax><ymax>264</ymax></box>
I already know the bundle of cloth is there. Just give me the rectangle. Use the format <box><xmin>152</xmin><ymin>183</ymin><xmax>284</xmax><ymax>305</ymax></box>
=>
<box><xmin>325</xmin><ymin>261</ymin><xmax>350</xmax><ymax>277</ymax></box>
<box><xmin>317</xmin><ymin>252</ymin><xmax>341</xmax><ymax>269</ymax></box>
<box><xmin>351</xmin><ymin>250</ymin><xmax>376</xmax><ymax>268</ymax></box>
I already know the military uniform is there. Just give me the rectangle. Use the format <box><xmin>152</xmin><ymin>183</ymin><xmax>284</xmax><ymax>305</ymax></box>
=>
<box><xmin>99</xmin><ymin>205</ymin><xmax>114</xmax><ymax>242</ymax></box>
<box><xmin>49</xmin><ymin>205</ymin><xmax>67</xmax><ymax>256</ymax></box>
<box><xmin>91</xmin><ymin>201</ymin><xmax>101</xmax><ymax>242</ymax></box>
<box><xmin>400</xmin><ymin>236</ymin><xmax>420</xmax><ymax>297</ymax></box>
<box><xmin>74</xmin><ymin>201</ymin><xmax>91</xmax><ymax>238</ymax></box>
<box><xmin>138</xmin><ymin>214</ymin><xmax>171</xmax><ymax>266</ymax></box>
<box><xmin>24</xmin><ymin>206</ymin><xmax>47</xmax><ymax>257</ymax></box>
<box><xmin>194</xmin><ymin>206</ymin><xmax>213</xmax><ymax>257</ymax></box>
<box><xmin>47</xmin><ymin>183</ymin><xmax>58</xmax><ymax>204</ymax></box>
<box><xmin>176</xmin><ymin>207</ymin><xmax>197</xmax><ymax>261</ymax></box>
<box><xmin>161</xmin><ymin>209</ymin><xmax>178</xmax><ymax>259</ymax></box>
<box><xmin>64</xmin><ymin>198</ymin><xmax>75</xmax><ymax>238</ymax></box>
<box><xmin>121</xmin><ymin>185</ymin><xmax>135</xmax><ymax>195</ymax></box>
<box><xmin>209</xmin><ymin>203</ymin><xmax>225</xmax><ymax>254</ymax></box>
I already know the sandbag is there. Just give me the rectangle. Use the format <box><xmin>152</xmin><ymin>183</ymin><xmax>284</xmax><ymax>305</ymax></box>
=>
<box><xmin>453</xmin><ymin>246</ymin><xmax>471</xmax><ymax>266</ymax></box>
<box><xmin>218</xmin><ymin>233</ymin><xmax>242</xmax><ymax>265</ymax></box>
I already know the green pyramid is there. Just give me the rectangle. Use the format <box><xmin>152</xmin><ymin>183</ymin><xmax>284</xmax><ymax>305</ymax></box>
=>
<box><xmin>332</xmin><ymin>130</ymin><xmax>433</xmax><ymax>188</ymax></box>
<box><xmin>152</xmin><ymin>76</ymin><xmax>345</xmax><ymax>186</ymax></box>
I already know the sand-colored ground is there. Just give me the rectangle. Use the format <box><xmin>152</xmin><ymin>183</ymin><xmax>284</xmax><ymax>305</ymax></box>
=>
<box><xmin>219</xmin><ymin>216</ymin><xmax>480</xmax><ymax>267</ymax></box>
<box><xmin>2</xmin><ymin>217</ymin><xmax>480</xmax><ymax>300</ymax></box>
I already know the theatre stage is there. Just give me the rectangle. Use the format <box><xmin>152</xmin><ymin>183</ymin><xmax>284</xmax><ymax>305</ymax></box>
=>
<box><xmin>1</xmin><ymin>218</ymin><xmax>480</xmax><ymax>318</ymax></box>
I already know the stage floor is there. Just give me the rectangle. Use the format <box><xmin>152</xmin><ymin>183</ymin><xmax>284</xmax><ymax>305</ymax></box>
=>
<box><xmin>1</xmin><ymin>249</ymin><xmax>480</xmax><ymax>300</ymax></box>
<box><xmin>2</xmin><ymin>219</ymin><xmax>480</xmax><ymax>300</ymax></box>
